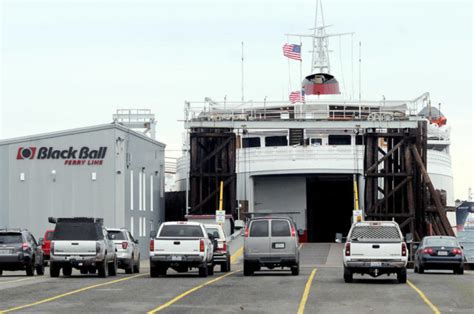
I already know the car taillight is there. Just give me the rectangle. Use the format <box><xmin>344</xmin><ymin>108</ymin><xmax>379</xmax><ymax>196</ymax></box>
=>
<box><xmin>423</xmin><ymin>248</ymin><xmax>433</xmax><ymax>254</ymax></box>
<box><xmin>345</xmin><ymin>242</ymin><xmax>351</xmax><ymax>256</ymax></box>
<box><xmin>401</xmin><ymin>242</ymin><xmax>407</xmax><ymax>257</ymax></box>
<box><xmin>122</xmin><ymin>242</ymin><xmax>128</xmax><ymax>250</ymax></box>
<box><xmin>452</xmin><ymin>248</ymin><xmax>462</xmax><ymax>255</ymax></box>
<box><xmin>22</xmin><ymin>242</ymin><xmax>29</xmax><ymax>250</ymax></box>
<box><xmin>96</xmin><ymin>242</ymin><xmax>101</xmax><ymax>254</ymax></box>
<box><xmin>291</xmin><ymin>225</ymin><xmax>296</xmax><ymax>237</ymax></box>
<box><xmin>200</xmin><ymin>239</ymin><xmax>205</xmax><ymax>252</ymax></box>
<box><xmin>244</xmin><ymin>225</ymin><xmax>249</xmax><ymax>238</ymax></box>
<box><xmin>222</xmin><ymin>242</ymin><xmax>227</xmax><ymax>252</ymax></box>
<box><xmin>150</xmin><ymin>239</ymin><xmax>154</xmax><ymax>252</ymax></box>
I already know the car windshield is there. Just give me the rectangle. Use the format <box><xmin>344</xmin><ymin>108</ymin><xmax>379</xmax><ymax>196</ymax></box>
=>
<box><xmin>46</xmin><ymin>231</ymin><xmax>54</xmax><ymax>240</ymax></box>
<box><xmin>53</xmin><ymin>223</ymin><xmax>103</xmax><ymax>241</ymax></box>
<box><xmin>350</xmin><ymin>225</ymin><xmax>401</xmax><ymax>242</ymax></box>
<box><xmin>107</xmin><ymin>231</ymin><xmax>126</xmax><ymax>240</ymax></box>
<box><xmin>206</xmin><ymin>227</ymin><xmax>220</xmax><ymax>239</ymax></box>
<box><xmin>159</xmin><ymin>225</ymin><xmax>204</xmax><ymax>237</ymax></box>
<box><xmin>0</xmin><ymin>233</ymin><xmax>23</xmax><ymax>244</ymax></box>
<box><xmin>425</xmin><ymin>238</ymin><xmax>458</xmax><ymax>247</ymax></box>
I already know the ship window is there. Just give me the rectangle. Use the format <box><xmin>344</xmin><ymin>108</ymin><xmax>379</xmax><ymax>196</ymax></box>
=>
<box><xmin>356</xmin><ymin>135</ymin><xmax>364</xmax><ymax>145</ymax></box>
<box><xmin>310</xmin><ymin>138</ymin><xmax>322</xmax><ymax>146</ymax></box>
<box><xmin>265</xmin><ymin>136</ymin><xmax>288</xmax><ymax>147</ymax></box>
<box><xmin>328</xmin><ymin>135</ymin><xmax>351</xmax><ymax>145</ymax></box>
<box><xmin>242</xmin><ymin>137</ymin><xmax>261</xmax><ymax>148</ymax></box>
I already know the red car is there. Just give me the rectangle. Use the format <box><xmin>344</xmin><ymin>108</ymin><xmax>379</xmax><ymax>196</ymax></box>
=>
<box><xmin>41</xmin><ymin>230</ymin><xmax>54</xmax><ymax>262</ymax></box>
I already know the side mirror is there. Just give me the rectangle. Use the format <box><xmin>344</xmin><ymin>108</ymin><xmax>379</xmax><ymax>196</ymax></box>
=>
<box><xmin>461</xmin><ymin>245</ymin><xmax>464</xmax><ymax>249</ymax></box>
<box><xmin>405</xmin><ymin>233</ymin><xmax>413</xmax><ymax>244</ymax></box>
<box><xmin>412</xmin><ymin>243</ymin><xmax>419</xmax><ymax>251</ymax></box>
<box><xmin>38</xmin><ymin>238</ymin><xmax>44</xmax><ymax>246</ymax></box>
<box><xmin>48</xmin><ymin>217</ymin><xmax>57</xmax><ymax>224</ymax></box>
<box><xmin>150</xmin><ymin>230</ymin><xmax>157</xmax><ymax>238</ymax></box>
<box><xmin>134</xmin><ymin>239</ymin><xmax>139</xmax><ymax>244</ymax></box>
<box><xmin>212</xmin><ymin>239</ymin><xmax>218</xmax><ymax>251</ymax></box>
<box><xmin>297</xmin><ymin>229</ymin><xmax>304</xmax><ymax>236</ymax></box>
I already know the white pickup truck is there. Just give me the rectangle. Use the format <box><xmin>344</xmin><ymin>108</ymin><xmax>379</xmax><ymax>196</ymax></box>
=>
<box><xmin>149</xmin><ymin>222</ymin><xmax>216</xmax><ymax>277</ymax></box>
<box><xmin>342</xmin><ymin>221</ymin><xmax>408</xmax><ymax>283</ymax></box>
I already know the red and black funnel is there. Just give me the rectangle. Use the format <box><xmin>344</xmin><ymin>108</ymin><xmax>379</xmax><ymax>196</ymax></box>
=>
<box><xmin>302</xmin><ymin>73</ymin><xmax>340</xmax><ymax>96</ymax></box>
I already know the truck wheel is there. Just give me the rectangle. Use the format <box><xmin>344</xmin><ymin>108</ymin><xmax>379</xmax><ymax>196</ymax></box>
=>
<box><xmin>199</xmin><ymin>264</ymin><xmax>208</xmax><ymax>277</ymax></box>
<box><xmin>126</xmin><ymin>258</ymin><xmax>134</xmax><ymax>274</ymax></box>
<box><xmin>158</xmin><ymin>266</ymin><xmax>167</xmax><ymax>276</ymax></box>
<box><xmin>89</xmin><ymin>268</ymin><xmax>97</xmax><ymax>274</ymax></box>
<box><xmin>133</xmin><ymin>255</ymin><xmax>140</xmax><ymax>273</ymax></box>
<box><xmin>62</xmin><ymin>265</ymin><xmax>72</xmax><ymax>277</ymax></box>
<box><xmin>455</xmin><ymin>266</ymin><xmax>464</xmax><ymax>275</ymax></box>
<box><xmin>26</xmin><ymin>262</ymin><xmax>35</xmax><ymax>276</ymax></box>
<box><xmin>50</xmin><ymin>262</ymin><xmax>60</xmax><ymax>277</ymax></box>
<box><xmin>0</xmin><ymin>270</ymin><xmax>2</xmax><ymax>276</ymax></box>
<box><xmin>343</xmin><ymin>267</ymin><xmax>353</xmax><ymax>283</ymax></box>
<box><xmin>80</xmin><ymin>268</ymin><xmax>88</xmax><ymax>275</ymax></box>
<box><xmin>291</xmin><ymin>263</ymin><xmax>300</xmax><ymax>276</ymax></box>
<box><xmin>108</xmin><ymin>257</ymin><xmax>118</xmax><ymax>276</ymax></box>
<box><xmin>36</xmin><ymin>263</ymin><xmax>45</xmax><ymax>276</ymax></box>
<box><xmin>208</xmin><ymin>264</ymin><xmax>214</xmax><ymax>276</ymax></box>
<box><xmin>221</xmin><ymin>259</ymin><xmax>230</xmax><ymax>273</ymax></box>
<box><xmin>98</xmin><ymin>260</ymin><xmax>108</xmax><ymax>278</ymax></box>
<box><xmin>150</xmin><ymin>263</ymin><xmax>159</xmax><ymax>278</ymax></box>
<box><xmin>397</xmin><ymin>268</ymin><xmax>407</xmax><ymax>283</ymax></box>
<box><xmin>243</xmin><ymin>261</ymin><xmax>254</xmax><ymax>276</ymax></box>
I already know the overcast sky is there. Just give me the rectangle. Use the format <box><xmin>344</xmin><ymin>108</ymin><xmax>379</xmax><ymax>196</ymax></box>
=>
<box><xmin>1</xmin><ymin>0</ymin><xmax>472</xmax><ymax>199</ymax></box>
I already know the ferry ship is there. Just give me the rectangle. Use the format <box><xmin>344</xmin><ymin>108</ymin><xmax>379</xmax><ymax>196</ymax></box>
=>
<box><xmin>174</xmin><ymin>1</ymin><xmax>455</xmax><ymax>242</ymax></box>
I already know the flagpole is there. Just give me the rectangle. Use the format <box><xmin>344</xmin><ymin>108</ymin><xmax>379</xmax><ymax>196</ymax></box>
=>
<box><xmin>241</xmin><ymin>41</ymin><xmax>244</xmax><ymax>104</ymax></box>
<box><xmin>299</xmin><ymin>39</ymin><xmax>303</xmax><ymax>103</ymax></box>
<box><xmin>286</xmin><ymin>36</ymin><xmax>291</xmax><ymax>95</ymax></box>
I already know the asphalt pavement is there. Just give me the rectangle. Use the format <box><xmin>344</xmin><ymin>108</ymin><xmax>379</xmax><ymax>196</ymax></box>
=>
<box><xmin>0</xmin><ymin>239</ymin><xmax>473</xmax><ymax>313</ymax></box>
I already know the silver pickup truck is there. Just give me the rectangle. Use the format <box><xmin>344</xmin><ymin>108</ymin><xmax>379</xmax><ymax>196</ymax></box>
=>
<box><xmin>49</xmin><ymin>217</ymin><xmax>118</xmax><ymax>278</ymax></box>
<box><xmin>149</xmin><ymin>222</ymin><xmax>215</xmax><ymax>277</ymax></box>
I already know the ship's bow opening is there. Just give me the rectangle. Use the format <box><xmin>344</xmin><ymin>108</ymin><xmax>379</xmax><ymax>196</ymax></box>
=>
<box><xmin>306</xmin><ymin>175</ymin><xmax>354</xmax><ymax>242</ymax></box>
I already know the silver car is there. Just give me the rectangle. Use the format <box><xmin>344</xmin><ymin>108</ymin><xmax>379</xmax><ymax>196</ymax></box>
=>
<box><xmin>106</xmin><ymin>228</ymin><xmax>140</xmax><ymax>274</ymax></box>
<box><xmin>243</xmin><ymin>217</ymin><xmax>300</xmax><ymax>276</ymax></box>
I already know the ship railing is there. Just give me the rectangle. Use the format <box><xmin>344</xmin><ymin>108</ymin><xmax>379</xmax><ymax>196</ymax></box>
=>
<box><xmin>184</xmin><ymin>93</ymin><xmax>430</xmax><ymax>123</ymax></box>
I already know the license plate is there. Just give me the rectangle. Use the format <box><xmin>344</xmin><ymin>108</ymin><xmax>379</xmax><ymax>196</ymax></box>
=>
<box><xmin>371</xmin><ymin>262</ymin><xmax>382</xmax><ymax>267</ymax></box>
<box><xmin>171</xmin><ymin>256</ymin><xmax>182</xmax><ymax>261</ymax></box>
<box><xmin>274</xmin><ymin>243</ymin><xmax>285</xmax><ymax>249</ymax></box>
<box><xmin>437</xmin><ymin>251</ymin><xmax>448</xmax><ymax>256</ymax></box>
<box><xmin>0</xmin><ymin>249</ymin><xmax>11</xmax><ymax>254</ymax></box>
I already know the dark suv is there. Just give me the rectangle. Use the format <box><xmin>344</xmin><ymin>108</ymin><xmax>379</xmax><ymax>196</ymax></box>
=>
<box><xmin>0</xmin><ymin>229</ymin><xmax>45</xmax><ymax>276</ymax></box>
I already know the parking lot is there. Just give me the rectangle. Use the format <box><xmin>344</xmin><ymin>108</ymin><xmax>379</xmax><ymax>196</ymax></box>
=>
<box><xmin>0</xmin><ymin>239</ymin><xmax>473</xmax><ymax>313</ymax></box>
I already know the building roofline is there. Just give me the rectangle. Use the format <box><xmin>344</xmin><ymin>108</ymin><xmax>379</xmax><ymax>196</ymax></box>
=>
<box><xmin>0</xmin><ymin>123</ymin><xmax>166</xmax><ymax>148</ymax></box>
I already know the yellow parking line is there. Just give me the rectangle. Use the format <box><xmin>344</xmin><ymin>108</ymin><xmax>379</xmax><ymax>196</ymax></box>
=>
<box><xmin>147</xmin><ymin>270</ymin><xmax>239</xmax><ymax>313</ymax></box>
<box><xmin>407</xmin><ymin>280</ymin><xmax>441</xmax><ymax>314</ymax></box>
<box><xmin>231</xmin><ymin>247</ymin><xmax>243</xmax><ymax>264</ymax></box>
<box><xmin>297</xmin><ymin>268</ymin><xmax>317</xmax><ymax>314</ymax></box>
<box><xmin>0</xmin><ymin>277</ymin><xmax>37</xmax><ymax>285</ymax></box>
<box><xmin>0</xmin><ymin>273</ymin><xmax>145</xmax><ymax>313</ymax></box>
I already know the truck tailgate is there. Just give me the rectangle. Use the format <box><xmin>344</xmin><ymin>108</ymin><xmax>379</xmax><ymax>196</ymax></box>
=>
<box><xmin>53</xmin><ymin>240</ymin><xmax>96</xmax><ymax>256</ymax></box>
<box><xmin>351</xmin><ymin>242</ymin><xmax>401</xmax><ymax>259</ymax></box>
<box><xmin>153</xmin><ymin>238</ymin><xmax>201</xmax><ymax>255</ymax></box>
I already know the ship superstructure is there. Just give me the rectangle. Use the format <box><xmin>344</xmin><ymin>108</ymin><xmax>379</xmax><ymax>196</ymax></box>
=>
<box><xmin>175</xmin><ymin>1</ymin><xmax>455</xmax><ymax>242</ymax></box>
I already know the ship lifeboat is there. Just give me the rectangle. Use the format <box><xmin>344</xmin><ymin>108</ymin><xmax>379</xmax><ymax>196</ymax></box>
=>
<box><xmin>302</xmin><ymin>73</ymin><xmax>341</xmax><ymax>96</ymax></box>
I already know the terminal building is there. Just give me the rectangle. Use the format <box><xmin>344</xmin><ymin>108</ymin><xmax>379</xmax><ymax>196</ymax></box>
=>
<box><xmin>0</xmin><ymin>113</ymin><xmax>165</xmax><ymax>256</ymax></box>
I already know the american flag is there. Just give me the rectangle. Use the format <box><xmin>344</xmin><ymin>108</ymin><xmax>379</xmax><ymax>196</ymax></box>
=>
<box><xmin>289</xmin><ymin>91</ymin><xmax>305</xmax><ymax>103</ymax></box>
<box><xmin>283</xmin><ymin>43</ymin><xmax>302</xmax><ymax>61</ymax></box>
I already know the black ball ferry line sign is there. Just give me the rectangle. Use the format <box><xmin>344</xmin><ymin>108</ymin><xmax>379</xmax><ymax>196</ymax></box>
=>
<box><xmin>17</xmin><ymin>146</ymin><xmax>107</xmax><ymax>165</ymax></box>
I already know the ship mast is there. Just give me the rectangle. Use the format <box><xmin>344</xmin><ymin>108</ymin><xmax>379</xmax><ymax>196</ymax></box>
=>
<box><xmin>285</xmin><ymin>0</ymin><xmax>354</xmax><ymax>75</ymax></box>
